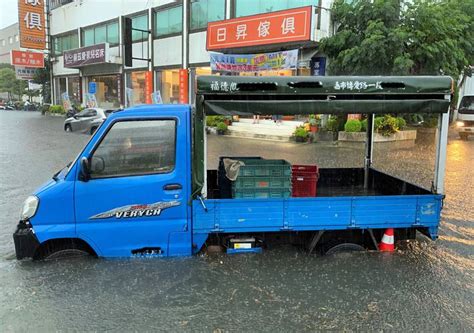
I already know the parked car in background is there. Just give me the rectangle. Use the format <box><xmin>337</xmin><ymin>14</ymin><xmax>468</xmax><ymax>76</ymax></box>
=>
<box><xmin>64</xmin><ymin>108</ymin><xmax>107</xmax><ymax>134</ymax></box>
<box><xmin>456</xmin><ymin>95</ymin><xmax>474</xmax><ymax>140</ymax></box>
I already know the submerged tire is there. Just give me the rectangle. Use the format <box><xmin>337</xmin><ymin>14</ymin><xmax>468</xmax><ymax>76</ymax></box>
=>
<box><xmin>64</xmin><ymin>124</ymin><xmax>72</xmax><ymax>132</ymax></box>
<box><xmin>324</xmin><ymin>243</ymin><xmax>365</xmax><ymax>255</ymax></box>
<box><xmin>34</xmin><ymin>239</ymin><xmax>96</xmax><ymax>261</ymax></box>
<box><xmin>44</xmin><ymin>248</ymin><xmax>91</xmax><ymax>260</ymax></box>
<box><xmin>90</xmin><ymin>126</ymin><xmax>97</xmax><ymax>135</ymax></box>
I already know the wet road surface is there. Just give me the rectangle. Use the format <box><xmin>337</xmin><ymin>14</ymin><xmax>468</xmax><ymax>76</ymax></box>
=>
<box><xmin>0</xmin><ymin>112</ymin><xmax>473</xmax><ymax>331</ymax></box>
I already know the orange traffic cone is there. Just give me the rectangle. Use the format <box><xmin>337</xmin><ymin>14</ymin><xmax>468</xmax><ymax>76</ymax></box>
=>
<box><xmin>379</xmin><ymin>228</ymin><xmax>395</xmax><ymax>252</ymax></box>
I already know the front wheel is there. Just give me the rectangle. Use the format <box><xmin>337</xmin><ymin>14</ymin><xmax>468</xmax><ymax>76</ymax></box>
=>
<box><xmin>64</xmin><ymin>124</ymin><xmax>72</xmax><ymax>132</ymax></box>
<box><xmin>44</xmin><ymin>248</ymin><xmax>91</xmax><ymax>260</ymax></box>
<box><xmin>90</xmin><ymin>126</ymin><xmax>97</xmax><ymax>135</ymax></box>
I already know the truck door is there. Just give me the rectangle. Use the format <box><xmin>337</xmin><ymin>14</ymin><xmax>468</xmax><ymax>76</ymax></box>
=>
<box><xmin>74</xmin><ymin>112</ymin><xmax>191</xmax><ymax>257</ymax></box>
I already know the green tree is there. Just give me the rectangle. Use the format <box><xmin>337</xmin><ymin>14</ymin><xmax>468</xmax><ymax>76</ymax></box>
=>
<box><xmin>320</xmin><ymin>0</ymin><xmax>473</xmax><ymax>78</ymax></box>
<box><xmin>0</xmin><ymin>65</ymin><xmax>29</xmax><ymax>101</ymax></box>
<box><xmin>0</xmin><ymin>67</ymin><xmax>18</xmax><ymax>101</ymax></box>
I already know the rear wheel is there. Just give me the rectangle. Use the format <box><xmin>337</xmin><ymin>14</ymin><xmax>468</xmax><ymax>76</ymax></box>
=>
<box><xmin>90</xmin><ymin>126</ymin><xmax>97</xmax><ymax>135</ymax></box>
<box><xmin>64</xmin><ymin>124</ymin><xmax>72</xmax><ymax>132</ymax></box>
<box><xmin>324</xmin><ymin>242</ymin><xmax>365</xmax><ymax>255</ymax></box>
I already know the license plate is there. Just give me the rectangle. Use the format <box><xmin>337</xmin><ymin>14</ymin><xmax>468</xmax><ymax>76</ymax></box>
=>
<box><xmin>234</xmin><ymin>243</ymin><xmax>251</xmax><ymax>249</ymax></box>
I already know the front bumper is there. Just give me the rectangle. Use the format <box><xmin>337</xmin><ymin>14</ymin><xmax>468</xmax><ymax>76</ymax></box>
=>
<box><xmin>13</xmin><ymin>221</ymin><xmax>40</xmax><ymax>260</ymax></box>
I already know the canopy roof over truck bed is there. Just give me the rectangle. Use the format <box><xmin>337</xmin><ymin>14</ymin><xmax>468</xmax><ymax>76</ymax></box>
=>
<box><xmin>192</xmin><ymin>75</ymin><xmax>453</xmax><ymax>196</ymax></box>
<box><xmin>196</xmin><ymin>75</ymin><xmax>453</xmax><ymax>115</ymax></box>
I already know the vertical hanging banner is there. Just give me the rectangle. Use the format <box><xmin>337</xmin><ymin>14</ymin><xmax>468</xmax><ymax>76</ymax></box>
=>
<box><xmin>145</xmin><ymin>71</ymin><xmax>153</xmax><ymax>104</ymax></box>
<box><xmin>18</xmin><ymin>0</ymin><xmax>46</xmax><ymax>50</ymax></box>
<box><xmin>179</xmin><ymin>69</ymin><xmax>189</xmax><ymax>104</ymax></box>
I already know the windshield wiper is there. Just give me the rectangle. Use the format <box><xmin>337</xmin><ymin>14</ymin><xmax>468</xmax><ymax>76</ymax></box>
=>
<box><xmin>52</xmin><ymin>162</ymin><xmax>72</xmax><ymax>181</ymax></box>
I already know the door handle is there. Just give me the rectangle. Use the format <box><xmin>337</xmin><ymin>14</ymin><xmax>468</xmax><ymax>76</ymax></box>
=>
<box><xmin>163</xmin><ymin>183</ymin><xmax>182</xmax><ymax>191</ymax></box>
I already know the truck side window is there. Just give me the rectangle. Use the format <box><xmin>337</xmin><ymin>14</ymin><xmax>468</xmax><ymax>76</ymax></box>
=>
<box><xmin>89</xmin><ymin>119</ymin><xmax>176</xmax><ymax>178</ymax></box>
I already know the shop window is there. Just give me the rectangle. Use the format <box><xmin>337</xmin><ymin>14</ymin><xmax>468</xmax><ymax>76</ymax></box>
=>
<box><xmin>132</xmin><ymin>14</ymin><xmax>148</xmax><ymax>42</ymax></box>
<box><xmin>235</xmin><ymin>0</ymin><xmax>319</xmax><ymax>17</ymax></box>
<box><xmin>154</xmin><ymin>6</ymin><xmax>182</xmax><ymax>37</ymax></box>
<box><xmin>82</xmin><ymin>20</ymin><xmax>119</xmax><ymax>46</ymax></box>
<box><xmin>90</xmin><ymin>75</ymin><xmax>120</xmax><ymax>108</ymax></box>
<box><xmin>190</xmin><ymin>0</ymin><xmax>225</xmax><ymax>30</ymax></box>
<box><xmin>55</xmin><ymin>77</ymin><xmax>67</xmax><ymax>104</ymax></box>
<box><xmin>156</xmin><ymin>69</ymin><xmax>180</xmax><ymax>104</ymax></box>
<box><xmin>125</xmin><ymin>71</ymin><xmax>148</xmax><ymax>106</ymax></box>
<box><xmin>67</xmin><ymin>77</ymin><xmax>81</xmax><ymax>105</ymax></box>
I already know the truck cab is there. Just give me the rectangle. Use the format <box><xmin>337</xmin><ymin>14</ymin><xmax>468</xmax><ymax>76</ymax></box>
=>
<box><xmin>14</xmin><ymin>105</ymin><xmax>193</xmax><ymax>259</ymax></box>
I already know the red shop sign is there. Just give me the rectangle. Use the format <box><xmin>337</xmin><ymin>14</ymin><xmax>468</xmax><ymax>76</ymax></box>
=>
<box><xmin>179</xmin><ymin>69</ymin><xmax>189</xmax><ymax>104</ymax></box>
<box><xmin>10</xmin><ymin>50</ymin><xmax>44</xmax><ymax>68</ymax></box>
<box><xmin>207</xmin><ymin>6</ymin><xmax>313</xmax><ymax>51</ymax></box>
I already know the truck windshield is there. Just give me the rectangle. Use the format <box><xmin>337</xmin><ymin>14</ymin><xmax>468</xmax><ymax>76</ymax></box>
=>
<box><xmin>459</xmin><ymin>96</ymin><xmax>474</xmax><ymax>114</ymax></box>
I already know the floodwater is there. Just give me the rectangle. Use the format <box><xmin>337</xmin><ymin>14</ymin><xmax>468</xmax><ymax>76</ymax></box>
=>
<box><xmin>0</xmin><ymin>111</ymin><xmax>473</xmax><ymax>331</ymax></box>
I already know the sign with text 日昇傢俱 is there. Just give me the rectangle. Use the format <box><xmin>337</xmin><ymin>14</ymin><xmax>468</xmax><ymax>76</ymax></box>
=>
<box><xmin>207</xmin><ymin>6</ymin><xmax>313</xmax><ymax>51</ymax></box>
<box><xmin>18</xmin><ymin>0</ymin><xmax>46</xmax><ymax>50</ymax></box>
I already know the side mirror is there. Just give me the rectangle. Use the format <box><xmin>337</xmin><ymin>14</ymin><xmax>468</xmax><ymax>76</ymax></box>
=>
<box><xmin>79</xmin><ymin>157</ymin><xmax>90</xmax><ymax>181</ymax></box>
<box><xmin>90</xmin><ymin>156</ymin><xmax>105</xmax><ymax>174</ymax></box>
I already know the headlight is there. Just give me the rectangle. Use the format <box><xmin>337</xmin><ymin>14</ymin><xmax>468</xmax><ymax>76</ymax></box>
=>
<box><xmin>456</xmin><ymin>121</ymin><xmax>465</xmax><ymax>127</ymax></box>
<box><xmin>20</xmin><ymin>196</ymin><xmax>39</xmax><ymax>221</ymax></box>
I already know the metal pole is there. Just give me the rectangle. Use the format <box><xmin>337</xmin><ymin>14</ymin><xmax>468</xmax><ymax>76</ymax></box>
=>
<box><xmin>364</xmin><ymin>114</ymin><xmax>374</xmax><ymax>189</ymax></box>
<box><xmin>433</xmin><ymin>107</ymin><xmax>450</xmax><ymax>194</ymax></box>
<box><xmin>182</xmin><ymin>0</ymin><xmax>189</xmax><ymax>70</ymax></box>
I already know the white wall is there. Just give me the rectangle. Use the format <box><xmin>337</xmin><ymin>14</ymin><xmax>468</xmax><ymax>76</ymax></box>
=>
<box><xmin>189</xmin><ymin>32</ymin><xmax>210</xmax><ymax>65</ymax></box>
<box><xmin>50</xmin><ymin>0</ymin><xmax>173</xmax><ymax>35</ymax></box>
<box><xmin>52</xmin><ymin>56</ymin><xmax>80</xmax><ymax>76</ymax></box>
<box><xmin>315</xmin><ymin>0</ymin><xmax>334</xmax><ymax>42</ymax></box>
<box><xmin>153</xmin><ymin>36</ymin><xmax>182</xmax><ymax>67</ymax></box>
<box><xmin>124</xmin><ymin>41</ymin><xmax>149</xmax><ymax>69</ymax></box>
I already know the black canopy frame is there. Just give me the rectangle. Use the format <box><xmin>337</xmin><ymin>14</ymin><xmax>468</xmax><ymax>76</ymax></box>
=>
<box><xmin>192</xmin><ymin>75</ymin><xmax>453</xmax><ymax>198</ymax></box>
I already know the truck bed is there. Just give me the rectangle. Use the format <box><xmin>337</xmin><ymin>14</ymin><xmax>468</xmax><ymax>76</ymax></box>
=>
<box><xmin>193</xmin><ymin>167</ymin><xmax>441</xmax><ymax>239</ymax></box>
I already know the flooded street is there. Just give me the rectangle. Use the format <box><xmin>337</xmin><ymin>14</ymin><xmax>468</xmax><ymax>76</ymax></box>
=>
<box><xmin>1</xmin><ymin>111</ymin><xmax>473</xmax><ymax>331</ymax></box>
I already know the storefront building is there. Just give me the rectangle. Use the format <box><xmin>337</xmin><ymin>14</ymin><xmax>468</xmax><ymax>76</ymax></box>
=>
<box><xmin>49</xmin><ymin>0</ymin><xmax>334</xmax><ymax>108</ymax></box>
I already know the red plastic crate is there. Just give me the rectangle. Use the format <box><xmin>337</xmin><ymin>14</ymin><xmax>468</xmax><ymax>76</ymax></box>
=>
<box><xmin>291</xmin><ymin>165</ymin><xmax>319</xmax><ymax>197</ymax></box>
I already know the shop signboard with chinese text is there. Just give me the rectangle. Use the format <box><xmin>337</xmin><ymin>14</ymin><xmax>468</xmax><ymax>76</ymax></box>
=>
<box><xmin>310</xmin><ymin>57</ymin><xmax>326</xmax><ymax>76</ymax></box>
<box><xmin>210</xmin><ymin>49</ymin><xmax>298</xmax><ymax>72</ymax></box>
<box><xmin>11</xmin><ymin>50</ymin><xmax>44</xmax><ymax>68</ymax></box>
<box><xmin>18</xmin><ymin>0</ymin><xmax>46</xmax><ymax>50</ymax></box>
<box><xmin>145</xmin><ymin>71</ymin><xmax>153</xmax><ymax>104</ymax></box>
<box><xmin>207</xmin><ymin>6</ymin><xmax>313</xmax><ymax>50</ymax></box>
<box><xmin>179</xmin><ymin>70</ymin><xmax>189</xmax><ymax>104</ymax></box>
<box><xmin>63</xmin><ymin>44</ymin><xmax>108</xmax><ymax>68</ymax></box>
<box><xmin>15</xmin><ymin>67</ymin><xmax>36</xmax><ymax>80</ymax></box>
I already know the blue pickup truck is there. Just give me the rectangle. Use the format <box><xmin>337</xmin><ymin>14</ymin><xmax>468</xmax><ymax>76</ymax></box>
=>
<box><xmin>13</xmin><ymin>76</ymin><xmax>452</xmax><ymax>260</ymax></box>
